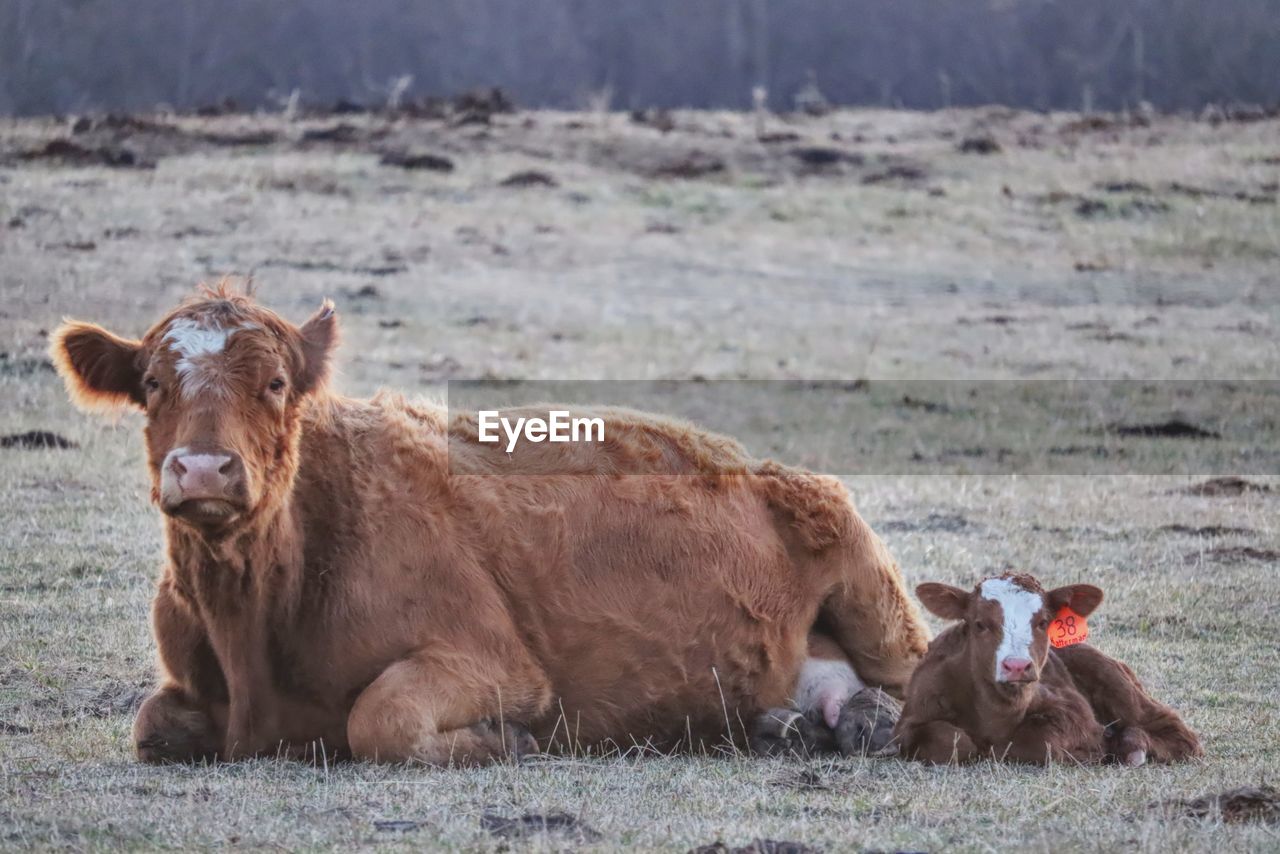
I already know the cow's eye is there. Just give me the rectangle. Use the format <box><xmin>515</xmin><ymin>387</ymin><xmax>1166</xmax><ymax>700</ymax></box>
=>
<box><xmin>973</xmin><ymin>620</ymin><xmax>988</xmax><ymax>633</ymax></box>
<box><xmin>268</xmin><ymin>377</ymin><xmax>286</xmax><ymax>393</ymax></box>
<box><xmin>144</xmin><ymin>376</ymin><xmax>160</xmax><ymax>393</ymax></box>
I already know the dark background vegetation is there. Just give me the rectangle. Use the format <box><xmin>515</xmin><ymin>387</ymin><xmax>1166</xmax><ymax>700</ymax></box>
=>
<box><xmin>2</xmin><ymin>0</ymin><xmax>1277</xmax><ymax>117</ymax></box>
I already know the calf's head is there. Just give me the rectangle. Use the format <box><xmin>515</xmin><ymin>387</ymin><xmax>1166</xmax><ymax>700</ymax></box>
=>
<box><xmin>916</xmin><ymin>574</ymin><xmax>1103</xmax><ymax>691</ymax></box>
<box><xmin>51</xmin><ymin>287</ymin><xmax>337</xmax><ymax>533</ymax></box>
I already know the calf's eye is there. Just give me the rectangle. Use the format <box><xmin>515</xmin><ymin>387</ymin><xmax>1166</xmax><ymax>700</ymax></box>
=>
<box><xmin>144</xmin><ymin>377</ymin><xmax>160</xmax><ymax>392</ymax></box>
<box><xmin>268</xmin><ymin>377</ymin><xmax>286</xmax><ymax>393</ymax></box>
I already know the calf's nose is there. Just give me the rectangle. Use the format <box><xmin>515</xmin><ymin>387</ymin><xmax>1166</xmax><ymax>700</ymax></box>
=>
<box><xmin>169</xmin><ymin>451</ymin><xmax>243</xmax><ymax>500</ymax></box>
<box><xmin>1000</xmin><ymin>657</ymin><xmax>1033</xmax><ymax>681</ymax></box>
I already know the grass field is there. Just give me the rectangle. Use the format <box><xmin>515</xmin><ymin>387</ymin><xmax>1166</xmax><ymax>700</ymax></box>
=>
<box><xmin>1</xmin><ymin>105</ymin><xmax>1279</xmax><ymax>851</ymax></box>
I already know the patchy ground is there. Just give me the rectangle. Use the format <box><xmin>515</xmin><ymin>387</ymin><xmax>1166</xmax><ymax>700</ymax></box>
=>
<box><xmin>1</xmin><ymin>105</ymin><xmax>1278</xmax><ymax>851</ymax></box>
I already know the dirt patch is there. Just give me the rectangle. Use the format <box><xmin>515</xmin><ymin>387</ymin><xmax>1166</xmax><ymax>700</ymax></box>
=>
<box><xmin>1152</xmin><ymin>785</ymin><xmax>1280</xmax><ymax>824</ymax></box>
<box><xmin>480</xmin><ymin>811</ymin><xmax>600</xmax><ymax>842</ymax></box>
<box><xmin>300</xmin><ymin>123</ymin><xmax>366</xmax><ymax>144</ymax></box>
<box><xmin>259</xmin><ymin>259</ymin><xmax>407</xmax><ymax>277</ymax></box>
<box><xmin>499</xmin><ymin>170</ymin><xmax>558</xmax><ymax>188</ymax></box>
<box><xmin>771</xmin><ymin>769</ymin><xmax>830</xmax><ymax>792</ymax></box>
<box><xmin>791</xmin><ymin>146</ymin><xmax>859</xmax><ymax>168</ymax></box>
<box><xmin>81</xmin><ymin>685</ymin><xmax>149</xmax><ymax>719</ymax></box>
<box><xmin>1048</xmin><ymin>445</ymin><xmax>1120</xmax><ymax>458</ymax></box>
<box><xmin>15</xmin><ymin>139</ymin><xmax>152</xmax><ymax>169</ymax></box>
<box><xmin>1158</xmin><ymin>524</ymin><xmax>1255</xmax><ymax>537</ymax></box>
<box><xmin>691</xmin><ymin>840</ymin><xmax>820</xmax><ymax>854</ymax></box>
<box><xmin>1</xmin><ymin>431</ymin><xmax>78</xmax><ymax>450</ymax></box>
<box><xmin>27</xmin><ymin>677</ymin><xmax>149</xmax><ymax>719</ymax></box>
<box><xmin>881</xmin><ymin>512</ymin><xmax>973</xmax><ymax>533</ymax></box>
<box><xmin>1176</xmin><ymin>477</ymin><xmax>1272</xmax><ymax>497</ymax></box>
<box><xmin>1190</xmin><ymin>546</ymin><xmax>1280</xmax><ymax>564</ymax></box>
<box><xmin>958</xmin><ymin>135</ymin><xmax>1002</xmax><ymax>154</ymax></box>
<box><xmin>1108</xmin><ymin>420</ymin><xmax>1220</xmax><ymax>439</ymax></box>
<box><xmin>373</xmin><ymin>819</ymin><xmax>430</xmax><ymax>833</ymax></box>
<box><xmin>631</xmin><ymin>108</ymin><xmax>676</xmax><ymax>133</ymax></box>
<box><xmin>1075</xmin><ymin>197</ymin><xmax>1171</xmax><ymax>219</ymax></box>
<box><xmin>649</xmin><ymin>152</ymin><xmax>726</xmax><ymax>180</ymax></box>
<box><xmin>862</xmin><ymin>162</ymin><xmax>928</xmax><ymax>185</ymax></box>
<box><xmin>1166</xmin><ymin>181</ymin><xmax>1276</xmax><ymax>205</ymax></box>
<box><xmin>899</xmin><ymin>395</ymin><xmax>953</xmax><ymax>414</ymax></box>
<box><xmin>198</xmin><ymin>130</ymin><xmax>279</xmax><ymax>147</ymax></box>
<box><xmin>380</xmin><ymin>151</ymin><xmax>455</xmax><ymax>172</ymax></box>
<box><xmin>1098</xmin><ymin>180</ymin><xmax>1154</xmax><ymax>194</ymax></box>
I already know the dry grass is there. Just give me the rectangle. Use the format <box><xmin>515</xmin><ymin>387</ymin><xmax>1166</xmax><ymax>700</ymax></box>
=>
<box><xmin>2</xmin><ymin>107</ymin><xmax>1279</xmax><ymax>851</ymax></box>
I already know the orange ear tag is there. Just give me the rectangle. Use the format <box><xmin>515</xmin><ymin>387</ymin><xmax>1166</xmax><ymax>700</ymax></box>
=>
<box><xmin>1050</xmin><ymin>606</ymin><xmax>1089</xmax><ymax>648</ymax></box>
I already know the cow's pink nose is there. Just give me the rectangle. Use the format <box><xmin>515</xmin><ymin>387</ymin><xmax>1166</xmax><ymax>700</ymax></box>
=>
<box><xmin>1000</xmin><ymin>657</ymin><xmax>1033</xmax><ymax>680</ymax></box>
<box><xmin>170</xmin><ymin>452</ymin><xmax>242</xmax><ymax>500</ymax></box>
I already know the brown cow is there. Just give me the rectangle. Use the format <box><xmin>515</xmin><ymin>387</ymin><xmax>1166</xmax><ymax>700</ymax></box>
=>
<box><xmin>894</xmin><ymin>573</ymin><xmax>1202</xmax><ymax>765</ymax></box>
<box><xmin>51</xmin><ymin>284</ymin><xmax>929</xmax><ymax>765</ymax></box>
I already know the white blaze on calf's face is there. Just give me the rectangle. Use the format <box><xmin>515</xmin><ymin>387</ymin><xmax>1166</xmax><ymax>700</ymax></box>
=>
<box><xmin>163</xmin><ymin>317</ymin><xmax>256</xmax><ymax>398</ymax></box>
<box><xmin>979</xmin><ymin>577</ymin><xmax>1044</xmax><ymax>682</ymax></box>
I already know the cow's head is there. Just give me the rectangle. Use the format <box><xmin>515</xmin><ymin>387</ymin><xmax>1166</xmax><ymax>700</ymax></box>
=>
<box><xmin>51</xmin><ymin>287</ymin><xmax>337</xmax><ymax>535</ymax></box>
<box><xmin>916</xmin><ymin>574</ymin><xmax>1103</xmax><ymax>692</ymax></box>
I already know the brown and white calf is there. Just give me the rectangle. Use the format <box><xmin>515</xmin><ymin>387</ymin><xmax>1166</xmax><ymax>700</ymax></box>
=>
<box><xmin>894</xmin><ymin>573</ymin><xmax>1202</xmax><ymax>765</ymax></box>
<box><xmin>51</xmin><ymin>284</ymin><xmax>929</xmax><ymax>765</ymax></box>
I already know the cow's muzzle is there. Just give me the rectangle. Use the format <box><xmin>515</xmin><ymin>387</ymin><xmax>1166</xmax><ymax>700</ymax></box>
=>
<box><xmin>159</xmin><ymin>447</ymin><xmax>248</xmax><ymax>525</ymax></box>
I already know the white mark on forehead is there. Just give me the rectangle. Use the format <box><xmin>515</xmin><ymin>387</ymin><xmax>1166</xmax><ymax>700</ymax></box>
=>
<box><xmin>163</xmin><ymin>317</ymin><xmax>257</xmax><ymax>398</ymax></box>
<box><xmin>980</xmin><ymin>577</ymin><xmax>1044</xmax><ymax>681</ymax></box>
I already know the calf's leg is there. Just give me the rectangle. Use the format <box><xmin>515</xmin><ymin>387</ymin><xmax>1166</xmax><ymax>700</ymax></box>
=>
<box><xmin>347</xmin><ymin>654</ymin><xmax>548</xmax><ymax>766</ymax></box>
<box><xmin>1055</xmin><ymin>645</ymin><xmax>1202</xmax><ymax>763</ymax></box>
<box><xmin>896</xmin><ymin>719</ymin><xmax>978</xmax><ymax>764</ymax></box>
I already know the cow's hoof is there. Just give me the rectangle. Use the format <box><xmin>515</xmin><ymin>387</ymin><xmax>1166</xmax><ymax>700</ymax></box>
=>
<box><xmin>834</xmin><ymin>687</ymin><xmax>901</xmax><ymax>757</ymax></box>
<box><xmin>750</xmin><ymin>707</ymin><xmax>832</xmax><ymax>757</ymax></box>
<box><xmin>478</xmin><ymin>719</ymin><xmax>540</xmax><ymax>760</ymax></box>
<box><xmin>133</xmin><ymin>690</ymin><xmax>220</xmax><ymax>764</ymax></box>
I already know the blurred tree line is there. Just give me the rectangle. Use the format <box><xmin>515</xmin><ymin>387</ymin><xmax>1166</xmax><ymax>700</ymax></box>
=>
<box><xmin>2</xmin><ymin>0</ymin><xmax>1276</xmax><ymax>116</ymax></box>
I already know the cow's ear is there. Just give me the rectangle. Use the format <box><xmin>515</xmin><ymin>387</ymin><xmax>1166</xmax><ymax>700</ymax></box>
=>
<box><xmin>1047</xmin><ymin>584</ymin><xmax>1104</xmax><ymax>618</ymax></box>
<box><xmin>915</xmin><ymin>583</ymin><xmax>970</xmax><ymax>621</ymax></box>
<box><xmin>296</xmin><ymin>299</ymin><xmax>338</xmax><ymax>394</ymax></box>
<box><xmin>50</xmin><ymin>321</ymin><xmax>145</xmax><ymax>411</ymax></box>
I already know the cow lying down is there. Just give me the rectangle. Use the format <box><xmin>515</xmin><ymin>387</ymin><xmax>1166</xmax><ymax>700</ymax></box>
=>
<box><xmin>51</xmin><ymin>284</ymin><xmax>931</xmax><ymax>765</ymax></box>
<box><xmin>894</xmin><ymin>573</ymin><xmax>1203</xmax><ymax>765</ymax></box>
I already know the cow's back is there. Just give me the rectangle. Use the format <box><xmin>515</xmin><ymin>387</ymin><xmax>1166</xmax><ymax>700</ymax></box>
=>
<box><xmin>284</xmin><ymin>396</ymin><xmax>850</xmax><ymax>748</ymax></box>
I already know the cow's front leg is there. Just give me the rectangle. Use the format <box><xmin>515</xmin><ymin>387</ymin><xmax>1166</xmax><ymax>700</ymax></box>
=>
<box><xmin>134</xmin><ymin>685</ymin><xmax>222</xmax><ymax>763</ymax></box>
<box><xmin>997</xmin><ymin>705</ymin><xmax>1104</xmax><ymax>765</ymax></box>
<box><xmin>135</xmin><ymin>580</ymin><xmax>227</xmax><ymax>763</ymax></box>
<box><xmin>347</xmin><ymin>653</ymin><xmax>549</xmax><ymax>766</ymax></box>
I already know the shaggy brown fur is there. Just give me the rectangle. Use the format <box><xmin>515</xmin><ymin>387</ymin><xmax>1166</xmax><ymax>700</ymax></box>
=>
<box><xmin>895</xmin><ymin>574</ymin><xmax>1202</xmax><ymax>765</ymax></box>
<box><xmin>50</xmin><ymin>285</ymin><xmax>929</xmax><ymax>765</ymax></box>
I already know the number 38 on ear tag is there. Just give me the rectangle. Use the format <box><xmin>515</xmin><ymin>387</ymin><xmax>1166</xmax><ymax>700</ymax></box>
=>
<box><xmin>1050</xmin><ymin>606</ymin><xmax>1089</xmax><ymax>648</ymax></box>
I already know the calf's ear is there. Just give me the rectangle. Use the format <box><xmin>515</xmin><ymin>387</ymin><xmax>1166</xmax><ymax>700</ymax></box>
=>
<box><xmin>295</xmin><ymin>299</ymin><xmax>338</xmax><ymax>394</ymax></box>
<box><xmin>1047</xmin><ymin>584</ymin><xmax>1104</xmax><ymax>618</ymax></box>
<box><xmin>915</xmin><ymin>583</ymin><xmax>970</xmax><ymax>620</ymax></box>
<box><xmin>50</xmin><ymin>321</ymin><xmax>145</xmax><ymax>411</ymax></box>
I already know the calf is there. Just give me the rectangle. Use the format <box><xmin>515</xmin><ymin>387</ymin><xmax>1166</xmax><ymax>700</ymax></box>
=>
<box><xmin>895</xmin><ymin>573</ymin><xmax>1202</xmax><ymax>765</ymax></box>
